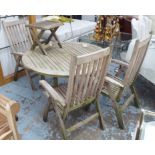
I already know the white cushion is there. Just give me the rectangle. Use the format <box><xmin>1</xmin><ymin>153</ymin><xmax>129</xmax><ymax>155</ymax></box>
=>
<box><xmin>125</xmin><ymin>38</ymin><xmax>137</xmax><ymax>62</ymax></box>
<box><xmin>140</xmin><ymin>121</ymin><xmax>155</xmax><ymax>140</ymax></box>
<box><xmin>42</xmin><ymin>19</ymin><xmax>96</xmax><ymax>42</ymax></box>
<box><xmin>126</xmin><ymin>16</ymin><xmax>152</xmax><ymax>63</ymax></box>
<box><xmin>131</xmin><ymin>18</ymin><xmax>139</xmax><ymax>39</ymax></box>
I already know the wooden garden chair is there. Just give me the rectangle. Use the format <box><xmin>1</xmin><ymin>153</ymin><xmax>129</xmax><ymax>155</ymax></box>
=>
<box><xmin>3</xmin><ymin>20</ymin><xmax>35</xmax><ymax>90</ymax></box>
<box><xmin>102</xmin><ymin>35</ymin><xmax>151</xmax><ymax>129</ymax></box>
<box><xmin>40</xmin><ymin>47</ymin><xmax>111</xmax><ymax>139</ymax></box>
<box><xmin>0</xmin><ymin>94</ymin><xmax>20</xmax><ymax>140</ymax></box>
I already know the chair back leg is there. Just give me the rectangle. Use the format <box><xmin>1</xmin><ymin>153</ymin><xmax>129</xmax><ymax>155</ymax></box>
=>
<box><xmin>95</xmin><ymin>98</ymin><xmax>105</xmax><ymax>130</ymax></box>
<box><xmin>14</xmin><ymin>56</ymin><xmax>22</xmax><ymax>81</ymax></box>
<box><xmin>43</xmin><ymin>97</ymin><xmax>53</xmax><ymax>122</ymax></box>
<box><xmin>130</xmin><ymin>83</ymin><xmax>141</xmax><ymax>108</ymax></box>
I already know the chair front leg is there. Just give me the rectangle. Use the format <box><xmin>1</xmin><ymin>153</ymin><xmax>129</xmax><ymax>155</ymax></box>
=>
<box><xmin>53</xmin><ymin>102</ymin><xmax>68</xmax><ymax>140</ymax></box>
<box><xmin>112</xmin><ymin>100</ymin><xmax>125</xmax><ymax>129</ymax></box>
<box><xmin>43</xmin><ymin>97</ymin><xmax>52</xmax><ymax>122</ymax></box>
<box><xmin>106</xmin><ymin>83</ymin><xmax>125</xmax><ymax>129</ymax></box>
<box><xmin>130</xmin><ymin>83</ymin><xmax>141</xmax><ymax>108</ymax></box>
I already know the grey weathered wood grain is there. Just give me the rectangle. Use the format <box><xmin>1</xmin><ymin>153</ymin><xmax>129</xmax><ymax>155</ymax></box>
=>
<box><xmin>3</xmin><ymin>20</ymin><xmax>35</xmax><ymax>89</ymax></box>
<box><xmin>39</xmin><ymin>46</ymin><xmax>111</xmax><ymax>139</ymax></box>
<box><xmin>22</xmin><ymin>43</ymin><xmax>103</xmax><ymax>77</ymax></box>
<box><xmin>102</xmin><ymin>35</ymin><xmax>151</xmax><ymax>129</ymax></box>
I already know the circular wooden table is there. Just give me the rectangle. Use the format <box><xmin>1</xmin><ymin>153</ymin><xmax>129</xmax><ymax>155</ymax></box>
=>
<box><xmin>22</xmin><ymin>42</ymin><xmax>103</xmax><ymax>77</ymax></box>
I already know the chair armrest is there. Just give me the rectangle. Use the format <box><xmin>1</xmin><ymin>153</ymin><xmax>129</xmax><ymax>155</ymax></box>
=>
<box><xmin>12</xmin><ymin>52</ymin><xmax>23</xmax><ymax>56</ymax></box>
<box><xmin>111</xmin><ymin>59</ymin><xmax>129</xmax><ymax>67</ymax></box>
<box><xmin>0</xmin><ymin>130</ymin><xmax>12</xmax><ymax>140</ymax></box>
<box><xmin>105</xmin><ymin>76</ymin><xmax>124</xmax><ymax>88</ymax></box>
<box><xmin>39</xmin><ymin>80</ymin><xmax>65</xmax><ymax>106</ymax></box>
<box><xmin>0</xmin><ymin>94</ymin><xmax>20</xmax><ymax>114</ymax></box>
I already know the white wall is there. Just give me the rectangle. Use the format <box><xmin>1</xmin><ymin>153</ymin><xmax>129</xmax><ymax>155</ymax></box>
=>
<box><xmin>138</xmin><ymin>16</ymin><xmax>155</xmax><ymax>84</ymax></box>
<box><xmin>82</xmin><ymin>15</ymin><xmax>96</xmax><ymax>22</ymax></box>
<box><xmin>147</xmin><ymin>15</ymin><xmax>155</xmax><ymax>34</ymax></box>
<box><xmin>0</xmin><ymin>16</ymin><xmax>18</xmax><ymax>77</ymax></box>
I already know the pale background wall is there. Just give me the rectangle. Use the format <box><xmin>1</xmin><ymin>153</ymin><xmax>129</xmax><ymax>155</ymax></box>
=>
<box><xmin>0</xmin><ymin>16</ymin><xmax>18</xmax><ymax>77</ymax></box>
<box><xmin>147</xmin><ymin>15</ymin><xmax>155</xmax><ymax>34</ymax></box>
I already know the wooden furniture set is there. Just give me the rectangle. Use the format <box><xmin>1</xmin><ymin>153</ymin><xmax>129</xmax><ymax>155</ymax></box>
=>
<box><xmin>1</xmin><ymin>19</ymin><xmax>151</xmax><ymax>139</ymax></box>
<box><xmin>0</xmin><ymin>94</ymin><xmax>19</xmax><ymax>140</ymax></box>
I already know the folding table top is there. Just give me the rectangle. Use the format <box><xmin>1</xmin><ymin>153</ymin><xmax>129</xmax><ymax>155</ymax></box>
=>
<box><xmin>27</xmin><ymin>20</ymin><xmax>63</xmax><ymax>30</ymax></box>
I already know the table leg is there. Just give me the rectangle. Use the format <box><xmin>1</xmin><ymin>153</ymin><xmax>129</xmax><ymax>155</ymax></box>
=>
<box><xmin>53</xmin><ymin>31</ymin><xmax>62</xmax><ymax>48</ymax></box>
<box><xmin>53</xmin><ymin>77</ymin><xmax>58</xmax><ymax>87</ymax></box>
<box><xmin>29</xmin><ymin>28</ymin><xmax>47</xmax><ymax>55</ymax></box>
<box><xmin>40</xmin><ymin>75</ymin><xmax>45</xmax><ymax>80</ymax></box>
<box><xmin>45</xmin><ymin>28</ymin><xmax>62</xmax><ymax>48</ymax></box>
<box><xmin>25</xmin><ymin>69</ymin><xmax>35</xmax><ymax>90</ymax></box>
<box><xmin>45</xmin><ymin>29</ymin><xmax>57</xmax><ymax>44</ymax></box>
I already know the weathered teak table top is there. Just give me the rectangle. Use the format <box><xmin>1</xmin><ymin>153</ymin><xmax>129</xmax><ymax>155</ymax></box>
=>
<box><xmin>28</xmin><ymin>20</ymin><xmax>63</xmax><ymax>30</ymax></box>
<box><xmin>22</xmin><ymin>42</ymin><xmax>103</xmax><ymax>77</ymax></box>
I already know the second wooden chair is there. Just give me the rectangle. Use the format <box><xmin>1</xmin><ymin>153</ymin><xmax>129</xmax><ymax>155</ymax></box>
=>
<box><xmin>40</xmin><ymin>47</ymin><xmax>111</xmax><ymax>139</ymax></box>
<box><xmin>3</xmin><ymin>20</ymin><xmax>35</xmax><ymax>90</ymax></box>
<box><xmin>102</xmin><ymin>35</ymin><xmax>151</xmax><ymax>129</ymax></box>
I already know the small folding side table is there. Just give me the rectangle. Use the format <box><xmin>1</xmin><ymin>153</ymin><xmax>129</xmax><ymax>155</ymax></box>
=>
<box><xmin>26</xmin><ymin>20</ymin><xmax>63</xmax><ymax>55</ymax></box>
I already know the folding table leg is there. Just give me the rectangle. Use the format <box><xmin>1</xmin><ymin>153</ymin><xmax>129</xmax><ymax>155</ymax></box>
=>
<box><xmin>29</xmin><ymin>28</ymin><xmax>47</xmax><ymax>55</ymax></box>
<box><xmin>45</xmin><ymin>28</ymin><xmax>62</xmax><ymax>48</ymax></box>
<box><xmin>53</xmin><ymin>32</ymin><xmax>62</xmax><ymax>48</ymax></box>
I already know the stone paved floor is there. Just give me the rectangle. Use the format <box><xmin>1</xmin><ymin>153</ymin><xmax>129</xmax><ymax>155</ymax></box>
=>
<box><xmin>0</xmin><ymin>74</ymin><xmax>154</xmax><ymax>140</ymax></box>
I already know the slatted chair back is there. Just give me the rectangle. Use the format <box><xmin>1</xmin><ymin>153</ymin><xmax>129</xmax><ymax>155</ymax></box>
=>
<box><xmin>65</xmin><ymin>47</ymin><xmax>111</xmax><ymax>111</ymax></box>
<box><xmin>124</xmin><ymin>35</ymin><xmax>151</xmax><ymax>86</ymax></box>
<box><xmin>3</xmin><ymin>20</ymin><xmax>33</xmax><ymax>53</ymax></box>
